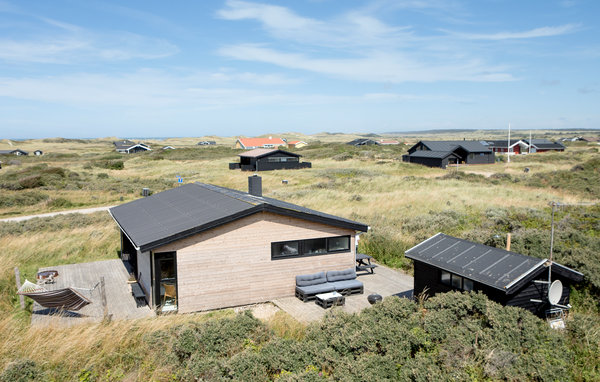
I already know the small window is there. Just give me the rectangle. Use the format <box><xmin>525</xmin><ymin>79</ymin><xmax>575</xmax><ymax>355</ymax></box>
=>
<box><xmin>272</xmin><ymin>241</ymin><xmax>299</xmax><ymax>258</ymax></box>
<box><xmin>327</xmin><ymin>236</ymin><xmax>350</xmax><ymax>252</ymax></box>
<box><xmin>463</xmin><ymin>278</ymin><xmax>474</xmax><ymax>291</ymax></box>
<box><xmin>451</xmin><ymin>274</ymin><xmax>462</xmax><ymax>289</ymax></box>
<box><xmin>304</xmin><ymin>238</ymin><xmax>327</xmax><ymax>255</ymax></box>
<box><xmin>441</xmin><ymin>271</ymin><xmax>451</xmax><ymax>286</ymax></box>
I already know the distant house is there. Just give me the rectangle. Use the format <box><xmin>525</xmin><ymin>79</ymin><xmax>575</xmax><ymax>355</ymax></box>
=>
<box><xmin>528</xmin><ymin>139</ymin><xmax>565</xmax><ymax>153</ymax></box>
<box><xmin>406</xmin><ymin>233</ymin><xmax>583</xmax><ymax>317</ymax></box>
<box><xmin>235</xmin><ymin>137</ymin><xmax>286</xmax><ymax>149</ymax></box>
<box><xmin>109</xmin><ymin>175</ymin><xmax>367</xmax><ymax>313</ymax></box>
<box><xmin>581</xmin><ymin>136</ymin><xmax>600</xmax><ymax>143</ymax></box>
<box><xmin>230</xmin><ymin>149</ymin><xmax>311</xmax><ymax>171</ymax></box>
<box><xmin>346</xmin><ymin>139</ymin><xmax>380</xmax><ymax>146</ymax></box>
<box><xmin>113</xmin><ymin>140</ymin><xmax>151</xmax><ymax>154</ymax></box>
<box><xmin>403</xmin><ymin>140</ymin><xmax>494</xmax><ymax>168</ymax></box>
<box><xmin>162</xmin><ymin>146</ymin><xmax>175</xmax><ymax>150</ymax></box>
<box><xmin>378</xmin><ymin>139</ymin><xmax>400</xmax><ymax>145</ymax></box>
<box><xmin>34</xmin><ymin>150</ymin><xmax>43</xmax><ymax>156</ymax></box>
<box><xmin>483</xmin><ymin>139</ymin><xmax>530</xmax><ymax>154</ymax></box>
<box><xmin>197</xmin><ymin>141</ymin><xmax>216</xmax><ymax>146</ymax></box>
<box><xmin>287</xmin><ymin>141</ymin><xmax>308</xmax><ymax>149</ymax></box>
<box><xmin>0</xmin><ymin>149</ymin><xmax>28</xmax><ymax>156</ymax></box>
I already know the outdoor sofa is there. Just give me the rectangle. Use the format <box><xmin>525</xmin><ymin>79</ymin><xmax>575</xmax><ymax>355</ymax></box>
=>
<box><xmin>295</xmin><ymin>268</ymin><xmax>364</xmax><ymax>302</ymax></box>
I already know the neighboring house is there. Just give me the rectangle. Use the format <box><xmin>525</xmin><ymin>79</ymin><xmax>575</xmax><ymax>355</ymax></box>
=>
<box><xmin>287</xmin><ymin>141</ymin><xmax>308</xmax><ymax>149</ymax></box>
<box><xmin>230</xmin><ymin>149</ymin><xmax>311</xmax><ymax>171</ymax></box>
<box><xmin>197</xmin><ymin>141</ymin><xmax>217</xmax><ymax>146</ymax></box>
<box><xmin>0</xmin><ymin>149</ymin><xmax>28</xmax><ymax>156</ymax></box>
<box><xmin>109</xmin><ymin>175</ymin><xmax>368</xmax><ymax>313</ymax></box>
<box><xmin>528</xmin><ymin>139</ymin><xmax>565</xmax><ymax>153</ymax></box>
<box><xmin>378</xmin><ymin>139</ymin><xmax>400</xmax><ymax>145</ymax></box>
<box><xmin>113</xmin><ymin>140</ymin><xmax>151</xmax><ymax>154</ymax></box>
<box><xmin>34</xmin><ymin>150</ymin><xmax>43</xmax><ymax>156</ymax></box>
<box><xmin>403</xmin><ymin>140</ymin><xmax>494</xmax><ymax>168</ymax></box>
<box><xmin>235</xmin><ymin>137</ymin><xmax>286</xmax><ymax>149</ymax></box>
<box><xmin>162</xmin><ymin>146</ymin><xmax>176</xmax><ymax>150</ymax></box>
<box><xmin>483</xmin><ymin>139</ymin><xmax>530</xmax><ymax>154</ymax></box>
<box><xmin>581</xmin><ymin>136</ymin><xmax>600</xmax><ymax>143</ymax></box>
<box><xmin>405</xmin><ymin>233</ymin><xmax>583</xmax><ymax>317</ymax></box>
<box><xmin>346</xmin><ymin>139</ymin><xmax>380</xmax><ymax>146</ymax></box>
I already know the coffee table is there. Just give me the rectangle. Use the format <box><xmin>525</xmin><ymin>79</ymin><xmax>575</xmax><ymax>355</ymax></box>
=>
<box><xmin>315</xmin><ymin>291</ymin><xmax>345</xmax><ymax>309</ymax></box>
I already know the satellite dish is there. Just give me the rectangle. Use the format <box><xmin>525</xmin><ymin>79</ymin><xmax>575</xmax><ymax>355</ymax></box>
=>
<box><xmin>548</xmin><ymin>280</ymin><xmax>563</xmax><ymax>305</ymax></box>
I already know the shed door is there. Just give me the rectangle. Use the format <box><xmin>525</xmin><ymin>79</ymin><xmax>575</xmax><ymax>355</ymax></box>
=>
<box><xmin>153</xmin><ymin>252</ymin><xmax>178</xmax><ymax>313</ymax></box>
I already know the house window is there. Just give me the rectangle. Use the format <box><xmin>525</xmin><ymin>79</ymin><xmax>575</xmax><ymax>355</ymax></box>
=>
<box><xmin>271</xmin><ymin>236</ymin><xmax>351</xmax><ymax>259</ymax></box>
<box><xmin>440</xmin><ymin>270</ymin><xmax>474</xmax><ymax>292</ymax></box>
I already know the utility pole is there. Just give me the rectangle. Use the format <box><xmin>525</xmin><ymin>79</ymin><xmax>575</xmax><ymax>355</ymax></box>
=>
<box><xmin>507</xmin><ymin>123</ymin><xmax>511</xmax><ymax>163</ymax></box>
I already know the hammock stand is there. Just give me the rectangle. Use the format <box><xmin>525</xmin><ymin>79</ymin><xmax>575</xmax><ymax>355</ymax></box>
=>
<box><xmin>17</xmin><ymin>279</ymin><xmax>96</xmax><ymax>312</ymax></box>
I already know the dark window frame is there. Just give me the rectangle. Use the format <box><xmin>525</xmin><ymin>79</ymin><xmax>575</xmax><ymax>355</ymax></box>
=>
<box><xmin>271</xmin><ymin>235</ymin><xmax>351</xmax><ymax>260</ymax></box>
<box><xmin>440</xmin><ymin>270</ymin><xmax>474</xmax><ymax>292</ymax></box>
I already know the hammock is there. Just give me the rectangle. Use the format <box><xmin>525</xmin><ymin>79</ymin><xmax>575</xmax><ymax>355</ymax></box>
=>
<box><xmin>17</xmin><ymin>279</ymin><xmax>92</xmax><ymax>311</ymax></box>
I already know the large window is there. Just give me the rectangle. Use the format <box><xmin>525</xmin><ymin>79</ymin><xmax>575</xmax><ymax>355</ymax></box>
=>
<box><xmin>266</xmin><ymin>156</ymin><xmax>299</xmax><ymax>162</ymax></box>
<box><xmin>272</xmin><ymin>236</ymin><xmax>351</xmax><ymax>259</ymax></box>
<box><xmin>440</xmin><ymin>270</ymin><xmax>474</xmax><ymax>292</ymax></box>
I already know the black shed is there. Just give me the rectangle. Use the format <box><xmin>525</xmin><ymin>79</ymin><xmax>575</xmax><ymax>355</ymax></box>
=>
<box><xmin>405</xmin><ymin>233</ymin><xmax>583</xmax><ymax>317</ymax></box>
<box><xmin>402</xmin><ymin>150</ymin><xmax>459</xmax><ymax>169</ymax></box>
<box><xmin>229</xmin><ymin>148</ymin><xmax>312</xmax><ymax>171</ymax></box>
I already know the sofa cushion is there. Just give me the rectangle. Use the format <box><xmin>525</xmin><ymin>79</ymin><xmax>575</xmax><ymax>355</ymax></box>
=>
<box><xmin>296</xmin><ymin>283</ymin><xmax>335</xmax><ymax>295</ymax></box>
<box><xmin>296</xmin><ymin>271</ymin><xmax>327</xmax><ymax>287</ymax></box>
<box><xmin>326</xmin><ymin>268</ymin><xmax>357</xmax><ymax>282</ymax></box>
<box><xmin>331</xmin><ymin>279</ymin><xmax>363</xmax><ymax>291</ymax></box>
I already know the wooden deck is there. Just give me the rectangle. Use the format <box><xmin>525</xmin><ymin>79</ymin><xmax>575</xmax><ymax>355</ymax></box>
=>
<box><xmin>273</xmin><ymin>263</ymin><xmax>414</xmax><ymax>323</ymax></box>
<box><xmin>31</xmin><ymin>259</ymin><xmax>154</xmax><ymax>327</ymax></box>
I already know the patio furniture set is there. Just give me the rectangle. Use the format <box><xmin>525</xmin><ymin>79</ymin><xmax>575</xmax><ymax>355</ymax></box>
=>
<box><xmin>295</xmin><ymin>268</ymin><xmax>364</xmax><ymax>308</ymax></box>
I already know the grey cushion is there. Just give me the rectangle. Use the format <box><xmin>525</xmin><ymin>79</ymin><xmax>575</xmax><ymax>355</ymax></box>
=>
<box><xmin>326</xmin><ymin>268</ymin><xmax>356</xmax><ymax>282</ymax></box>
<box><xmin>296</xmin><ymin>271</ymin><xmax>327</xmax><ymax>287</ymax></box>
<box><xmin>332</xmin><ymin>279</ymin><xmax>363</xmax><ymax>291</ymax></box>
<box><xmin>296</xmin><ymin>283</ymin><xmax>335</xmax><ymax>295</ymax></box>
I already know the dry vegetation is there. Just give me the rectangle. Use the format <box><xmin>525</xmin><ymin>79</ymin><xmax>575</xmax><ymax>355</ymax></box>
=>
<box><xmin>0</xmin><ymin>131</ymin><xmax>599</xmax><ymax>380</ymax></box>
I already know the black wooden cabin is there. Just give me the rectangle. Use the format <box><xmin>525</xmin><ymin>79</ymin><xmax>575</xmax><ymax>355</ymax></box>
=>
<box><xmin>229</xmin><ymin>148</ymin><xmax>311</xmax><ymax>171</ymax></box>
<box><xmin>403</xmin><ymin>140</ymin><xmax>495</xmax><ymax>168</ymax></box>
<box><xmin>405</xmin><ymin>233</ymin><xmax>583</xmax><ymax>317</ymax></box>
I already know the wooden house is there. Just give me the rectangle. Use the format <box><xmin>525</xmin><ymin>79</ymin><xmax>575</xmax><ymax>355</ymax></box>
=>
<box><xmin>403</xmin><ymin>140</ymin><xmax>494</xmax><ymax>168</ymax></box>
<box><xmin>405</xmin><ymin>233</ymin><xmax>583</xmax><ymax>317</ymax></box>
<box><xmin>378</xmin><ymin>139</ymin><xmax>400</xmax><ymax>145</ymax></box>
<box><xmin>483</xmin><ymin>139</ymin><xmax>530</xmax><ymax>154</ymax></box>
<box><xmin>346</xmin><ymin>138</ymin><xmax>380</xmax><ymax>146</ymax></box>
<box><xmin>235</xmin><ymin>137</ymin><xmax>286</xmax><ymax>149</ymax></box>
<box><xmin>109</xmin><ymin>176</ymin><xmax>368</xmax><ymax>313</ymax></box>
<box><xmin>0</xmin><ymin>149</ymin><xmax>28</xmax><ymax>156</ymax></box>
<box><xmin>113</xmin><ymin>140</ymin><xmax>151</xmax><ymax>154</ymax></box>
<box><xmin>197</xmin><ymin>141</ymin><xmax>216</xmax><ymax>146</ymax></box>
<box><xmin>528</xmin><ymin>139</ymin><xmax>565</xmax><ymax>153</ymax></box>
<box><xmin>229</xmin><ymin>148</ymin><xmax>311</xmax><ymax>171</ymax></box>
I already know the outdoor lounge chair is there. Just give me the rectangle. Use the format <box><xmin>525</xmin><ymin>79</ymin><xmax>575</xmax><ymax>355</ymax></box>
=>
<box><xmin>17</xmin><ymin>279</ymin><xmax>92</xmax><ymax>311</ymax></box>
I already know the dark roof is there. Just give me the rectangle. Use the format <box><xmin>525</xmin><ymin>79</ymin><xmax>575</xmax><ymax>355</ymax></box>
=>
<box><xmin>418</xmin><ymin>140</ymin><xmax>491</xmax><ymax>153</ymax></box>
<box><xmin>0</xmin><ymin>149</ymin><xmax>28</xmax><ymax>155</ymax></box>
<box><xmin>110</xmin><ymin>182</ymin><xmax>368</xmax><ymax>252</ymax></box>
<box><xmin>405</xmin><ymin>233</ymin><xmax>583</xmax><ymax>294</ymax></box>
<box><xmin>113</xmin><ymin>140</ymin><xmax>136</xmax><ymax>149</ymax></box>
<box><xmin>408</xmin><ymin>150</ymin><xmax>459</xmax><ymax>159</ymax></box>
<box><xmin>347</xmin><ymin>139</ymin><xmax>380</xmax><ymax>146</ymax></box>
<box><xmin>239</xmin><ymin>148</ymin><xmax>301</xmax><ymax>158</ymax></box>
<box><xmin>530</xmin><ymin>139</ymin><xmax>565</xmax><ymax>149</ymax></box>
<box><xmin>484</xmin><ymin>139</ymin><xmax>528</xmax><ymax>148</ymax></box>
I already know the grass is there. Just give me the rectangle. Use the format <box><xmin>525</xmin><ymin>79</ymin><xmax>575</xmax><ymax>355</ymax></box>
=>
<box><xmin>0</xmin><ymin>134</ymin><xmax>598</xmax><ymax>380</ymax></box>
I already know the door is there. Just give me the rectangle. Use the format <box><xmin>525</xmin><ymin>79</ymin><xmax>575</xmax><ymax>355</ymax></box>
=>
<box><xmin>153</xmin><ymin>252</ymin><xmax>177</xmax><ymax>312</ymax></box>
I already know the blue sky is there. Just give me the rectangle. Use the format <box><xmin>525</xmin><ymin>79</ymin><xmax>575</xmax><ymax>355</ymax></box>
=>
<box><xmin>1</xmin><ymin>0</ymin><xmax>598</xmax><ymax>138</ymax></box>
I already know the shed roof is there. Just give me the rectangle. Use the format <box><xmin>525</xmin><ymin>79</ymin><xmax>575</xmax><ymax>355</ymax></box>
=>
<box><xmin>405</xmin><ymin>233</ymin><xmax>583</xmax><ymax>294</ymax></box>
<box><xmin>418</xmin><ymin>140</ymin><xmax>491</xmax><ymax>153</ymax></box>
<box><xmin>237</xmin><ymin>137</ymin><xmax>286</xmax><ymax>148</ymax></box>
<box><xmin>110</xmin><ymin>182</ymin><xmax>367</xmax><ymax>252</ymax></box>
<box><xmin>238</xmin><ymin>148</ymin><xmax>301</xmax><ymax>158</ymax></box>
<box><xmin>408</xmin><ymin>150</ymin><xmax>459</xmax><ymax>159</ymax></box>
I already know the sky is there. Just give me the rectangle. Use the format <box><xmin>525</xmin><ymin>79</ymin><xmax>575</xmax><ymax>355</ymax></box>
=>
<box><xmin>1</xmin><ymin>0</ymin><xmax>599</xmax><ymax>139</ymax></box>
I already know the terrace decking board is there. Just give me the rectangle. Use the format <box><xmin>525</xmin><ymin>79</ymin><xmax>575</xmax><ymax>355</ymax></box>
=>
<box><xmin>273</xmin><ymin>263</ymin><xmax>413</xmax><ymax>323</ymax></box>
<box><xmin>30</xmin><ymin>259</ymin><xmax>154</xmax><ymax>327</ymax></box>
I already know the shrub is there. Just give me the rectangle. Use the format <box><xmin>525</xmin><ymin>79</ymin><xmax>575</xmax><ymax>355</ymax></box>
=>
<box><xmin>0</xmin><ymin>191</ymin><xmax>48</xmax><ymax>208</ymax></box>
<box><xmin>93</xmin><ymin>160</ymin><xmax>124</xmax><ymax>170</ymax></box>
<box><xmin>47</xmin><ymin>197</ymin><xmax>73</xmax><ymax>208</ymax></box>
<box><xmin>0</xmin><ymin>359</ymin><xmax>43</xmax><ymax>382</ymax></box>
<box><xmin>18</xmin><ymin>175</ymin><xmax>44</xmax><ymax>189</ymax></box>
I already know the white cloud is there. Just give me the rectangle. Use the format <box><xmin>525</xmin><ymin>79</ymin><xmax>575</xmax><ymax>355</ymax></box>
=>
<box><xmin>444</xmin><ymin>24</ymin><xmax>579</xmax><ymax>40</ymax></box>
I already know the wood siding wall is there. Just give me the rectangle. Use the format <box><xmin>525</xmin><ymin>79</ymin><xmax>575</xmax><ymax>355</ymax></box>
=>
<box><xmin>153</xmin><ymin>212</ymin><xmax>356</xmax><ymax>313</ymax></box>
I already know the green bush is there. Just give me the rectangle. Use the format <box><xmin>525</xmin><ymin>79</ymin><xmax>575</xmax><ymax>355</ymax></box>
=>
<box><xmin>0</xmin><ymin>359</ymin><xmax>43</xmax><ymax>382</ymax></box>
<box><xmin>0</xmin><ymin>191</ymin><xmax>48</xmax><ymax>208</ymax></box>
<box><xmin>92</xmin><ymin>160</ymin><xmax>124</xmax><ymax>170</ymax></box>
<box><xmin>47</xmin><ymin>197</ymin><xmax>73</xmax><ymax>208</ymax></box>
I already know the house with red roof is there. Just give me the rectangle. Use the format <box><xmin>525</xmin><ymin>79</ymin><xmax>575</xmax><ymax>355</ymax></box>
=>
<box><xmin>235</xmin><ymin>137</ymin><xmax>286</xmax><ymax>149</ymax></box>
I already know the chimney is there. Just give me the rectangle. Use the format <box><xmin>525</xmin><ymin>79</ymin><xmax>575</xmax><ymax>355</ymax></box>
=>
<box><xmin>248</xmin><ymin>175</ymin><xmax>262</xmax><ymax>197</ymax></box>
<box><xmin>506</xmin><ymin>233</ymin><xmax>512</xmax><ymax>251</ymax></box>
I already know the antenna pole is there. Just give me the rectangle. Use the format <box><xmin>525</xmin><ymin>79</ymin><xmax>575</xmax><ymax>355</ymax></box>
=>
<box><xmin>549</xmin><ymin>201</ymin><xmax>556</xmax><ymax>284</ymax></box>
<box><xmin>529</xmin><ymin>130</ymin><xmax>532</xmax><ymax>154</ymax></box>
<box><xmin>507</xmin><ymin>123</ymin><xmax>511</xmax><ymax>163</ymax></box>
